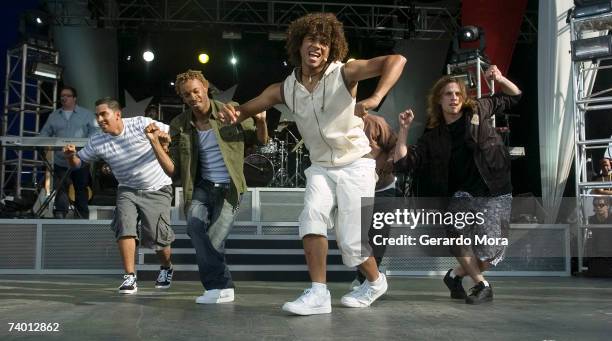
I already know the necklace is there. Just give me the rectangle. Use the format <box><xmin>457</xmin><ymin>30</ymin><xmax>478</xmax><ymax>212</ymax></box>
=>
<box><xmin>301</xmin><ymin>67</ymin><xmax>325</xmax><ymax>84</ymax></box>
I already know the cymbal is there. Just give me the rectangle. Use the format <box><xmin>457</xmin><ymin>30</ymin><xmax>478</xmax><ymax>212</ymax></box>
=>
<box><xmin>275</xmin><ymin>120</ymin><xmax>295</xmax><ymax>132</ymax></box>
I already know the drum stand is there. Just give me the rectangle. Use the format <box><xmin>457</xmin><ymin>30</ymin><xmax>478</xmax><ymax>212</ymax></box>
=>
<box><xmin>288</xmin><ymin>142</ymin><xmax>306</xmax><ymax>187</ymax></box>
<box><xmin>271</xmin><ymin>140</ymin><xmax>290</xmax><ymax>187</ymax></box>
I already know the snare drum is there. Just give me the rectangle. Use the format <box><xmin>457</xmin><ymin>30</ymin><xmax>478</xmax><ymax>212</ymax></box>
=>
<box><xmin>243</xmin><ymin>154</ymin><xmax>274</xmax><ymax>187</ymax></box>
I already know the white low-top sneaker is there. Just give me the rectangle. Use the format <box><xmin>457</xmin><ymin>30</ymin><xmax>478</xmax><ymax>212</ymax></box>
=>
<box><xmin>340</xmin><ymin>273</ymin><xmax>388</xmax><ymax>308</ymax></box>
<box><xmin>195</xmin><ymin>288</ymin><xmax>235</xmax><ymax>304</ymax></box>
<box><xmin>282</xmin><ymin>288</ymin><xmax>332</xmax><ymax>315</ymax></box>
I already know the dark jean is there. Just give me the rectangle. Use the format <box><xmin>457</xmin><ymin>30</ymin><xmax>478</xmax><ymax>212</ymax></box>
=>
<box><xmin>53</xmin><ymin>165</ymin><xmax>90</xmax><ymax>219</ymax></box>
<box><xmin>187</xmin><ymin>180</ymin><xmax>238</xmax><ymax>290</ymax></box>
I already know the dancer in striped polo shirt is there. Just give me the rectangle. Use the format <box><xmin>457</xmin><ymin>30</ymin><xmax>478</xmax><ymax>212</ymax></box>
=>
<box><xmin>63</xmin><ymin>97</ymin><xmax>176</xmax><ymax>294</ymax></box>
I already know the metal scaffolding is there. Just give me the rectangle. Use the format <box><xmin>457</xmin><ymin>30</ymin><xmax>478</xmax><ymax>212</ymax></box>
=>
<box><xmin>569</xmin><ymin>11</ymin><xmax>612</xmax><ymax>271</ymax></box>
<box><xmin>1</xmin><ymin>43</ymin><xmax>59</xmax><ymax>199</ymax></box>
<box><xmin>446</xmin><ymin>56</ymin><xmax>494</xmax><ymax>99</ymax></box>
<box><xmin>44</xmin><ymin>1</ymin><xmax>538</xmax><ymax>43</ymax></box>
<box><xmin>48</xmin><ymin>0</ymin><xmax>461</xmax><ymax>40</ymax></box>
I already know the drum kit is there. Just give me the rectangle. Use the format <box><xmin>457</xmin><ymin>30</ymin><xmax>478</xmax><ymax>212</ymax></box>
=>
<box><xmin>89</xmin><ymin>121</ymin><xmax>309</xmax><ymax>193</ymax></box>
<box><xmin>243</xmin><ymin>120</ymin><xmax>309</xmax><ymax>188</ymax></box>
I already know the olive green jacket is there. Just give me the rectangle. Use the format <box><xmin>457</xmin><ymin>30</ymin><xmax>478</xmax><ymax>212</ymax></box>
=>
<box><xmin>168</xmin><ymin>99</ymin><xmax>258</xmax><ymax>213</ymax></box>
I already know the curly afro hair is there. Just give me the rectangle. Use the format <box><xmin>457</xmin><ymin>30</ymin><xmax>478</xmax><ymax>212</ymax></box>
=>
<box><xmin>285</xmin><ymin>12</ymin><xmax>349</xmax><ymax>67</ymax></box>
<box><xmin>175</xmin><ymin>69</ymin><xmax>209</xmax><ymax>95</ymax></box>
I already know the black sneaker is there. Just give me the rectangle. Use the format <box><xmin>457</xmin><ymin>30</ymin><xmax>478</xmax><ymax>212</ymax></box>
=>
<box><xmin>155</xmin><ymin>266</ymin><xmax>173</xmax><ymax>289</ymax></box>
<box><xmin>465</xmin><ymin>281</ymin><xmax>493</xmax><ymax>304</ymax></box>
<box><xmin>443</xmin><ymin>269</ymin><xmax>466</xmax><ymax>299</ymax></box>
<box><xmin>119</xmin><ymin>273</ymin><xmax>137</xmax><ymax>294</ymax></box>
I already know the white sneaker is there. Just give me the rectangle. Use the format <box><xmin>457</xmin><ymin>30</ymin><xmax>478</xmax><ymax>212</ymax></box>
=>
<box><xmin>340</xmin><ymin>273</ymin><xmax>388</xmax><ymax>308</ymax></box>
<box><xmin>350</xmin><ymin>279</ymin><xmax>361</xmax><ymax>290</ymax></box>
<box><xmin>195</xmin><ymin>288</ymin><xmax>235</xmax><ymax>304</ymax></box>
<box><xmin>282</xmin><ymin>288</ymin><xmax>332</xmax><ymax>315</ymax></box>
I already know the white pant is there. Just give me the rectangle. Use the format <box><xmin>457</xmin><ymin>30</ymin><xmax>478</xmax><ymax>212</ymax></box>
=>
<box><xmin>299</xmin><ymin>158</ymin><xmax>376</xmax><ymax>267</ymax></box>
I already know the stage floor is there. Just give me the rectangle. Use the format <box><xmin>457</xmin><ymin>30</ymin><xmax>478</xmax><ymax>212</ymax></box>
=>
<box><xmin>1</xmin><ymin>276</ymin><xmax>611</xmax><ymax>340</ymax></box>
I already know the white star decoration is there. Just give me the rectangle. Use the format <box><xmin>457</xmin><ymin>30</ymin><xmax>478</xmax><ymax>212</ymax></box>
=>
<box><xmin>211</xmin><ymin>83</ymin><xmax>238</xmax><ymax>104</ymax></box>
<box><xmin>122</xmin><ymin>90</ymin><xmax>153</xmax><ymax>118</ymax></box>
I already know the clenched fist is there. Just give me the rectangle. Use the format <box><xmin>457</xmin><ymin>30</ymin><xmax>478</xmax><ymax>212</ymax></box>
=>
<box><xmin>354</xmin><ymin>96</ymin><xmax>382</xmax><ymax>118</ymax></box>
<box><xmin>398</xmin><ymin>109</ymin><xmax>414</xmax><ymax>129</ymax></box>
<box><xmin>485</xmin><ymin>65</ymin><xmax>503</xmax><ymax>82</ymax></box>
<box><xmin>219</xmin><ymin>103</ymin><xmax>240</xmax><ymax>124</ymax></box>
<box><xmin>63</xmin><ymin>144</ymin><xmax>77</xmax><ymax>158</ymax></box>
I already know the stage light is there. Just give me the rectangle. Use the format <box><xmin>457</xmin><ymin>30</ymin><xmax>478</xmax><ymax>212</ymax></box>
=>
<box><xmin>573</xmin><ymin>0</ymin><xmax>612</xmax><ymax>19</ymax></box>
<box><xmin>458</xmin><ymin>26</ymin><xmax>480</xmax><ymax>42</ymax></box>
<box><xmin>282</xmin><ymin>60</ymin><xmax>288</xmax><ymax>67</ymax></box>
<box><xmin>268</xmin><ymin>32</ymin><xmax>287</xmax><ymax>41</ymax></box>
<box><xmin>571</xmin><ymin>35</ymin><xmax>612</xmax><ymax>61</ymax></box>
<box><xmin>450</xmin><ymin>26</ymin><xmax>487</xmax><ymax>64</ymax></box>
<box><xmin>222</xmin><ymin>31</ymin><xmax>242</xmax><ymax>40</ymax></box>
<box><xmin>143</xmin><ymin>50</ymin><xmax>155</xmax><ymax>62</ymax></box>
<box><xmin>126</xmin><ymin>55</ymin><xmax>131</xmax><ymax>61</ymax></box>
<box><xmin>30</xmin><ymin>62</ymin><xmax>63</xmax><ymax>80</ymax></box>
<box><xmin>20</xmin><ymin>10</ymin><xmax>51</xmax><ymax>47</ymax></box>
<box><xmin>169</xmin><ymin>81</ymin><xmax>175</xmax><ymax>86</ymax></box>
<box><xmin>230</xmin><ymin>56</ymin><xmax>237</xmax><ymax>65</ymax></box>
<box><xmin>198</xmin><ymin>53</ymin><xmax>210</xmax><ymax>64</ymax></box>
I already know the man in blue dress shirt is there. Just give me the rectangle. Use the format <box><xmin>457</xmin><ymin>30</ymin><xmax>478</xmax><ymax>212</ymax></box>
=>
<box><xmin>39</xmin><ymin>86</ymin><xmax>99</xmax><ymax>219</ymax></box>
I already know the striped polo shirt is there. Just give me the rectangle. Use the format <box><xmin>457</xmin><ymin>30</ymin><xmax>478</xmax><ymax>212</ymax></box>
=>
<box><xmin>78</xmin><ymin>116</ymin><xmax>172</xmax><ymax>190</ymax></box>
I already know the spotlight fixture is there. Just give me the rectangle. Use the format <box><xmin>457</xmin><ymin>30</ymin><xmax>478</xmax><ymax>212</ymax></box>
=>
<box><xmin>268</xmin><ymin>32</ymin><xmax>287</xmax><ymax>41</ymax></box>
<box><xmin>230</xmin><ymin>56</ymin><xmax>237</xmax><ymax>65</ymax></box>
<box><xmin>19</xmin><ymin>10</ymin><xmax>52</xmax><ymax>47</ymax></box>
<box><xmin>450</xmin><ymin>25</ymin><xmax>488</xmax><ymax>64</ymax></box>
<box><xmin>571</xmin><ymin>35</ymin><xmax>612</xmax><ymax>61</ymax></box>
<box><xmin>143</xmin><ymin>50</ymin><xmax>155</xmax><ymax>62</ymax></box>
<box><xmin>30</xmin><ymin>61</ymin><xmax>63</xmax><ymax>80</ymax></box>
<box><xmin>572</xmin><ymin>0</ymin><xmax>612</xmax><ymax>19</ymax></box>
<box><xmin>198</xmin><ymin>53</ymin><xmax>210</xmax><ymax>64</ymax></box>
<box><xmin>222</xmin><ymin>31</ymin><xmax>242</xmax><ymax>40</ymax></box>
<box><xmin>458</xmin><ymin>26</ymin><xmax>480</xmax><ymax>42</ymax></box>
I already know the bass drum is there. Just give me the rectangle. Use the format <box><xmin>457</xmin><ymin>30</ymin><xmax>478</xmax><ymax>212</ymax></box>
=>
<box><xmin>243</xmin><ymin>154</ymin><xmax>274</xmax><ymax>187</ymax></box>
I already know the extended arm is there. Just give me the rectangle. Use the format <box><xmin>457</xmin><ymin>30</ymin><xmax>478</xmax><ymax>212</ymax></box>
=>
<box><xmin>344</xmin><ymin>55</ymin><xmax>407</xmax><ymax>117</ymax></box>
<box><xmin>219</xmin><ymin>83</ymin><xmax>283</xmax><ymax>124</ymax></box>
